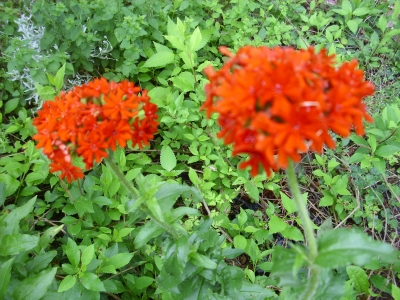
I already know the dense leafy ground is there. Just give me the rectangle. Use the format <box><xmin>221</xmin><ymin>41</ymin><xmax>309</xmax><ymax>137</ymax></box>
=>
<box><xmin>0</xmin><ymin>0</ymin><xmax>399</xmax><ymax>299</ymax></box>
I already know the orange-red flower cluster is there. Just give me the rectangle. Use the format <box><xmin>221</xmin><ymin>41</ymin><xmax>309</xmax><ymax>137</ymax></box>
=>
<box><xmin>203</xmin><ymin>46</ymin><xmax>374</xmax><ymax>176</ymax></box>
<box><xmin>33</xmin><ymin>78</ymin><xmax>158</xmax><ymax>183</ymax></box>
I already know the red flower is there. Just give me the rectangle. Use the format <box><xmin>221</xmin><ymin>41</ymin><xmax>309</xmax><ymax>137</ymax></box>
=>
<box><xmin>33</xmin><ymin>78</ymin><xmax>159</xmax><ymax>182</ymax></box>
<box><xmin>203</xmin><ymin>46</ymin><xmax>374</xmax><ymax>176</ymax></box>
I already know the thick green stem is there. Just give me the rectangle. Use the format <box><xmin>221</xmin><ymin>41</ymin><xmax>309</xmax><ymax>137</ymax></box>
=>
<box><xmin>104</xmin><ymin>154</ymin><xmax>180</xmax><ymax>240</ymax></box>
<box><xmin>286</xmin><ymin>160</ymin><xmax>319</xmax><ymax>299</ymax></box>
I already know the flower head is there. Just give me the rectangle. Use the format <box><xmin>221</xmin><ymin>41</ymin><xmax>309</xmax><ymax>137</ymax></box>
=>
<box><xmin>33</xmin><ymin>78</ymin><xmax>159</xmax><ymax>182</ymax></box>
<box><xmin>203</xmin><ymin>46</ymin><xmax>374</xmax><ymax>176</ymax></box>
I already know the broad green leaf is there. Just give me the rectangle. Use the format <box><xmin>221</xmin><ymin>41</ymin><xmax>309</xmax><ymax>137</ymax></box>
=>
<box><xmin>160</xmin><ymin>145</ymin><xmax>176</xmax><ymax>172</ymax></box>
<box><xmin>13</xmin><ymin>268</ymin><xmax>57</xmax><ymax>300</ymax></box>
<box><xmin>268</xmin><ymin>215</ymin><xmax>287</xmax><ymax>234</ymax></box>
<box><xmin>281</xmin><ymin>226</ymin><xmax>304</xmax><ymax>241</ymax></box>
<box><xmin>234</xmin><ymin>235</ymin><xmax>247</xmax><ymax>250</ymax></box>
<box><xmin>347</xmin><ymin>20</ymin><xmax>359</xmax><ymax>34</ymax></box>
<box><xmin>153</xmin><ymin>182</ymin><xmax>200</xmax><ymax>212</ymax></box>
<box><xmin>3</xmin><ymin>197</ymin><xmax>36</xmax><ymax>235</ymax></box>
<box><xmin>135</xmin><ymin>276</ymin><xmax>154</xmax><ymax>290</ymax></box>
<box><xmin>4</xmin><ymin>98</ymin><xmax>19</xmax><ymax>114</ymax></box>
<box><xmin>105</xmin><ymin>253</ymin><xmax>134</xmax><ymax>269</ymax></box>
<box><xmin>0</xmin><ymin>257</ymin><xmax>15</xmax><ymax>299</ymax></box>
<box><xmin>57</xmin><ymin>275</ymin><xmax>76</xmax><ymax>293</ymax></box>
<box><xmin>26</xmin><ymin>251</ymin><xmax>57</xmax><ymax>274</ymax></box>
<box><xmin>81</xmin><ymin>272</ymin><xmax>105</xmax><ymax>292</ymax></box>
<box><xmin>171</xmin><ymin>207</ymin><xmax>201</xmax><ymax>221</ymax></box>
<box><xmin>392</xmin><ymin>284</ymin><xmax>400</xmax><ymax>300</ymax></box>
<box><xmin>316</xmin><ymin>228</ymin><xmax>398</xmax><ymax>268</ymax></box>
<box><xmin>81</xmin><ymin>244</ymin><xmax>95</xmax><ymax>266</ymax></box>
<box><xmin>134</xmin><ymin>220</ymin><xmax>164</xmax><ymax>248</ymax></box>
<box><xmin>194</xmin><ymin>29</ymin><xmax>211</xmax><ymax>51</ymax></box>
<box><xmin>189</xmin><ymin>27</ymin><xmax>202</xmax><ymax>51</ymax></box>
<box><xmin>0</xmin><ymin>234</ymin><xmax>39</xmax><ymax>256</ymax></box>
<box><xmin>222</xmin><ymin>248</ymin><xmax>245</xmax><ymax>259</ymax></box>
<box><xmin>375</xmin><ymin>144</ymin><xmax>400</xmax><ymax>157</ymax></box>
<box><xmin>237</xmin><ymin>209</ymin><xmax>248</xmax><ymax>228</ymax></box>
<box><xmin>189</xmin><ymin>252</ymin><xmax>217</xmax><ymax>269</ymax></box>
<box><xmin>114</xmin><ymin>28</ymin><xmax>126</xmax><ymax>43</ymax></box>
<box><xmin>142</xmin><ymin>52</ymin><xmax>175</xmax><ymax>68</ymax></box>
<box><xmin>247</xmin><ymin>239</ymin><xmax>260</xmax><ymax>263</ymax></box>
<box><xmin>346</xmin><ymin>266</ymin><xmax>370</xmax><ymax>295</ymax></box>
<box><xmin>280</xmin><ymin>192</ymin><xmax>296</xmax><ymax>214</ymax></box>
<box><xmin>352</xmin><ymin>7</ymin><xmax>370</xmax><ymax>16</ymax></box>
<box><xmin>66</xmin><ymin>238</ymin><xmax>80</xmax><ymax>267</ymax></box>
<box><xmin>188</xmin><ymin>168</ymin><xmax>200</xmax><ymax>185</ymax></box>
<box><xmin>244</xmin><ymin>181</ymin><xmax>259</xmax><ymax>202</ymax></box>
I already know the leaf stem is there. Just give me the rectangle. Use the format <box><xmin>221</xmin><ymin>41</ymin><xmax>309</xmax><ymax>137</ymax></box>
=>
<box><xmin>104</xmin><ymin>153</ymin><xmax>180</xmax><ymax>240</ymax></box>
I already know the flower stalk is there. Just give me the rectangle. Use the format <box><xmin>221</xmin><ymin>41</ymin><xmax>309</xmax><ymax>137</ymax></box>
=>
<box><xmin>286</xmin><ymin>159</ymin><xmax>319</xmax><ymax>299</ymax></box>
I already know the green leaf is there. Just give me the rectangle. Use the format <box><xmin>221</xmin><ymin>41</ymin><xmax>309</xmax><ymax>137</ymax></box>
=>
<box><xmin>280</xmin><ymin>192</ymin><xmax>296</xmax><ymax>214</ymax></box>
<box><xmin>114</xmin><ymin>28</ymin><xmax>126</xmax><ymax>43</ymax></box>
<box><xmin>281</xmin><ymin>226</ymin><xmax>304</xmax><ymax>241</ymax></box>
<box><xmin>81</xmin><ymin>272</ymin><xmax>105</xmax><ymax>291</ymax></box>
<box><xmin>13</xmin><ymin>268</ymin><xmax>57</xmax><ymax>300</ymax></box>
<box><xmin>105</xmin><ymin>253</ymin><xmax>134</xmax><ymax>269</ymax></box>
<box><xmin>352</xmin><ymin>7</ymin><xmax>370</xmax><ymax>16</ymax></box>
<box><xmin>0</xmin><ymin>182</ymin><xmax>6</xmax><ymax>206</ymax></box>
<box><xmin>81</xmin><ymin>244</ymin><xmax>95</xmax><ymax>266</ymax></box>
<box><xmin>392</xmin><ymin>284</ymin><xmax>400</xmax><ymax>300</ymax></box>
<box><xmin>3</xmin><ymin>197</ymin><xmax>36</xmax><ymax>235</ymax></box>
<box><xmin>347</xmin><ymin>20</ymin><xmax>359</xmax><ymax>34</ymax></box>
<box><xmin>66</xmin><ymin>238</ymin><xmax>80</xmax><ymax>267</ymax></box>
<box><xmin>142</xmin><ymin>52</ymin><xmax>175</xmax><ymax>68</ymax></box>
<box><xmin>268</xmin><ymin>215</ymin><xmax>287</xmax><ymax>234</ymax></box>
<box><xmin>26</xmin><ymin>251</ymin><xmax>57</xmax><ymax>274</ymax></box>
<box><xmin>135</xmin><ymin>276</ymin><xmax>154</xmax><ymax>290</ymax></box>
<box><xmin>4</xmin><ymin>98</ymin><xmax>19</xmax><ymax>114</ymax></box>
<box><xmin>54</xmin><ymin>63</ymin><xmax>65</xmax><ymax>91</ymax></box>
<box><xmin>316</xmin><ymin>228</ymin><xmax>398</xmax><ymax>268</ymax></box>
<box><xmin>160</xmin><ymin>145</ymin><xmax>176</xmax><ymax>172</ymax></box>
<box><xmin>234</xmin><ymin>235</ymin><xmax>247</xmax><ymax>250</ymax></box>
<box><xmin>57</xmin><ymin>275</ymin><xmax>76</xmax><ymax>293</ymax></box>
<box><xmin>189</xmin><ymin>27</ymin><xmax>202</xmax><ymax>51</ymax></box>
<box><xmin>0</xmin><ymin>257</ymin><xmax>15</xmax><ymax>299</ymax></box>
<box><xmin>188</xmin><ymin>168</ymin><xmax>200</xmax><ymax>185</ymax></box>
<box><xmin>134</xmin><ymin>220</ymin><xmax>164</xmax><ymax>249</ymax></box>
<box><xmin>244</xmin><ymin>181</ymin><xmax>259</xmax><ymax>202</ymax></box>
<box><xmin>346</xmin><ymin>266</ymin><xmax>370</xmax><ymax>295</ymax></box>
<box><xmin>189</xmin><ymin>252</ymin><xmax>217</xmax><ymax>269</ymax></box>
<box><xmin>375</xmin><ymin>144</ymin><xmax>400</xmax><ymax>157</ymax></box>
<box><xmin>0</xmin><ymin>234</ymin><xmax>39</xmax><ymax>256</ymax></box>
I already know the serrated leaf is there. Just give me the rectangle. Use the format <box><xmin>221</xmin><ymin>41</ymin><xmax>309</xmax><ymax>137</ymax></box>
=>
<box><xmin>316</xmin><ymin>228</ymin><xmax>398</xmax><ymax>268</ymax></box>
<box><xmin>13</xmin><ymin>268</ymin><xmax>57</xmax><ymax>300</ymax></box>
<box><xmin>346</xmin><ymin>265</ymin><xmax>370</xmax><ymax>295</ymax></box>
<box><xmin>160</xmin><ymin>145</ymin><xmax>176</xmax><ymax>171</ymax></box>
<box><xmin>114</xmin><ymin>28</ymin><xmax>126</xmax><ymax>43</ymax></box>
<box><xmin>57</xmin><ymin>275</ymin><xmax>76</xmax><ymax>293</ymax></box>
<box><xmin>142</xmin><ymin>51</ymin><xmax>175</xmax><ymax>68</ymax></box>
